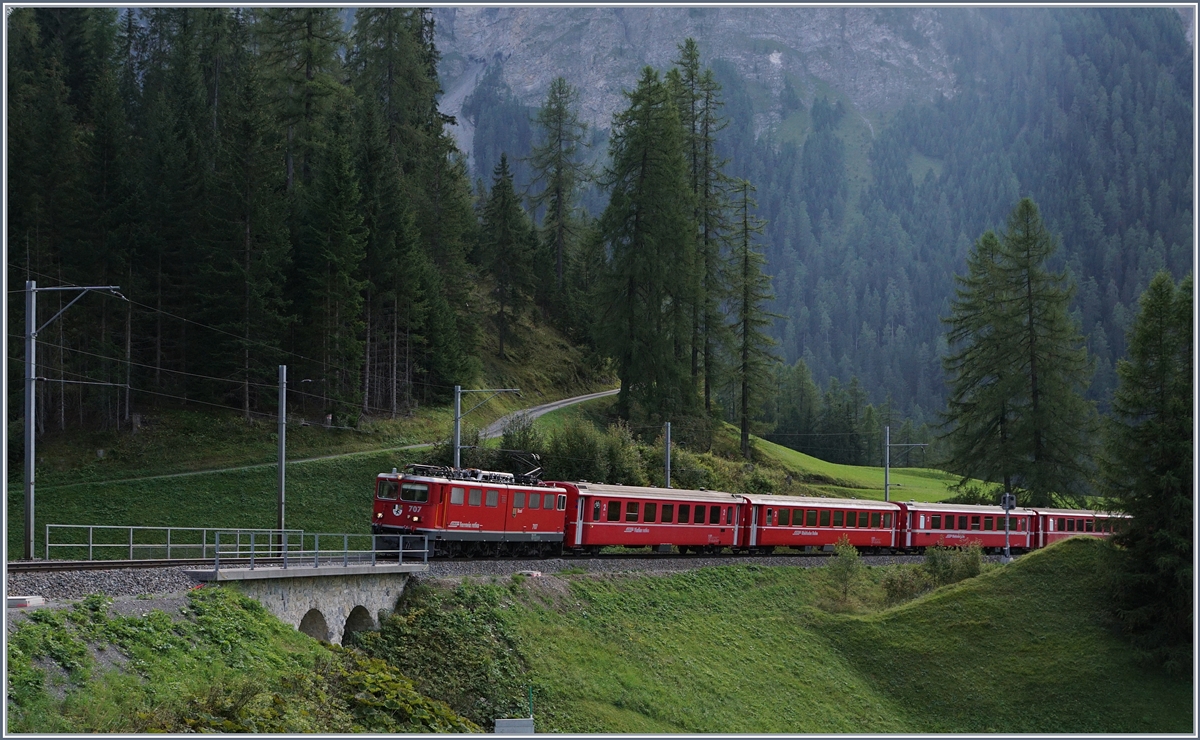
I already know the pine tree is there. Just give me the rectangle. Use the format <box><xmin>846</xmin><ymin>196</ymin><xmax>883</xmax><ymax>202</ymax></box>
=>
<box><xmin>1103</xmin><ymin>271</ymin><xmax>1193</xmax><ymax>674</ymax></box>
<box><xmin>480</xmin><ymin>154</ymin><xmax>536</xmax><ymax>358</ymax></box>
<box><xmin>942</xmin><ymin>198</ymin><xmax>1095</xmax><ymax>505</ymax></box>
<box><xmin>728</xmin><ymin>180</ymin><xmax>779</xmax><ymax>458</ymax></box>
<box><xmin>596</xmin><ymin>67</ymin><xmax>698</xmax><ymax>423</ymax></box>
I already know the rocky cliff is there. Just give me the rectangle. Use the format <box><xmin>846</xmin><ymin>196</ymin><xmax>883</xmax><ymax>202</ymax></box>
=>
<box><xmin>434</xmin><ymin>6</ymin><xmax>958</xmax><ymax>152</ymax></box>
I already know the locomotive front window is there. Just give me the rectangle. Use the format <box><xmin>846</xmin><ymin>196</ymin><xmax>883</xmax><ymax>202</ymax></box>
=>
<box><xmin>626</xmin><ymin>502</ymin><xmax>639</xmax><ymax>522</ymax></box>
<box><xmin>450</xmin><ymin>487</ymin><xmax>465</xmax><ymax>505</ymax></box>
<box><xmin>485</xmin><ymin>490</ymin><xmax>499</xmax><ymax>507</ymax></box>
<box><xmin>833</xmin><ymin>511</ymin><xmax>844</xmax><ymax>527</ymax></box>
<box><xmin>469</xmin><ymin>489</ymin><xmax>482</xmax><ymax>506</ymax></box>
<box><xmin>514</xmin><ymin>492</ymin><xmax>526</xmax><ymax>509</ymax></box>
<box><xmin>644</xmin><ymin>503</ymin><xmax>657</xmax><ymax>522</ymax></box>
<box><xmin>546</xmin><ymin>494</ymin><xmax>557</xmax><ymax>510</ymax></box>
<box><xmin>661</xmin><ymin>504</ymin><xmax>674</xmax><ymax>523</ymax></box>
<box><xmin>819</xmin><ymin>510</ymin><xmax>830</xmax><ymax>527</ymax></box>
<box><xmin>694</xmin><ymin>506</ymin><xmax>706</xmax><ymax>524</ymax></box>
<box><xmin>778</xmin><ymin>509</ymin><xmax>790</xmax><ymax>526</ymax></box>
<box><xmin>377</xmin><ymin>481</ymin><xmax>399</xmax><ymax>500</ymax></box>
<box><xmin>400</xmin><ymin>483</ymin><xmax>429</xmax><ymax>503</ymax></box>
<box><xmin>529</xmin><ymin>492</ymin><xmax>541</xmax><ymax>509</ymax></box>
<box><xmin>870</xmin><ymin>512</ymin><xmax>881</xmax><ymax>528</ymax></box>
<box><xmin>709</xmin><ymin>506</ymin><xmax>721</xmax><ymax>524</ymax></box>
<box><xmin>593</xmin><ymin>500</ymin><xmax>602</xmax><ymax>521</ymax></box>
<box><xmin>883</xmin><ymin>513</ymin><xmax>893</xmax><ymax>528</ymax></box>
<box><xmin>678</xmin><ymin>505</ymin><xmax>690</xmax><ymax>523</ymax></box>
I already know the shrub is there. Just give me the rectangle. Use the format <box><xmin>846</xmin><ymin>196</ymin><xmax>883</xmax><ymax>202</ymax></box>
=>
<box><xmin>881</xmin><ymin>566</ymin><xmax>932</xmax><ymax>605</ymax></box>
<box><xmin>544</xmin><ymin>418</ymin><xmax>606</xmax><ymax>482</ymax></box>
<box><xmin>828</xmin><ymin>536</ymin><xmax>862</xmax><ymax>601</ymax></box>
<box><xmin>500</xmin><ymin>413</ymin><xmax>545</xmax><ymax>475</ymax></box>
<box><xmin>602</xmin><ymin>422</ymin><xmax>646</xmax><ymax>486</ymax></box>
<box><xmin>925</xmin><ymin>540</ymin><xmax>984</xmax><ymax>586</ymax></box>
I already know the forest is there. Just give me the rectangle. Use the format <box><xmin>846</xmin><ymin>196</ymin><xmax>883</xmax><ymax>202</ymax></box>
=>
<box><xmin>6</xmin><ymin>7</ymin><xmax>1193</xmax><ymax>468</ymax></box>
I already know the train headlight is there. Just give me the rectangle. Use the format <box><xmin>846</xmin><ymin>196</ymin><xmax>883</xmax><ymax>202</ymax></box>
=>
<box><xmin>375</xmin><ymin>512</ymin><xmax>383</xmax><ymax>519</ymax></box>
<box><xmin>411</xmin><ymin>516</ymin><xmax>421</xmax><ymax>523</ymax></box>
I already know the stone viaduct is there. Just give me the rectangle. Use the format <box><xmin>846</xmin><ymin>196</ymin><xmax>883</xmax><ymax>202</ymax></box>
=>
<box><xmin>187</xmin><ymin>563</ymin><xmax>427</xmax><ymax>644</ymax></box>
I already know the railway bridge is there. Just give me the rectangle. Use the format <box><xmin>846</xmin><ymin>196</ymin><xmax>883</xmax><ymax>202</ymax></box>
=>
<box><xmin>186</xmin><ymin>562</ymin><xmax>427</xmax><ymax>645</ymax></box>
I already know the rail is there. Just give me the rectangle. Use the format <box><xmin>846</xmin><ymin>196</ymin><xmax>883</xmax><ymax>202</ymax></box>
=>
<box><xmin>44</xmin><ymin>524</ymin><xmax>304</xmax><ymax>562</ymax></box>
<box><xmin>211</xmin><ymin>532</ymin><xmax>428</xmax><ymax>574</ymax></box>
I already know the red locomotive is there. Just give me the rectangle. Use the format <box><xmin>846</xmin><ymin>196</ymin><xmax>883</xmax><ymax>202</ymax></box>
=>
<box><xmin>370</xmin><ymin>464</ymin><xmax>1124</xmax><ymax>558</ymax></box>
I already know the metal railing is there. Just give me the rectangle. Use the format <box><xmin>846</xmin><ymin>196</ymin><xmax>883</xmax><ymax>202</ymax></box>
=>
<box><xmin>45</xmin><ymin>524</ymin><xmax>303</xmax><ymax>562</ymax></box>
<box><xmin>211</xmin><ymin>532</ymin><xmax>429</xmax><ymax>574</ymax></box>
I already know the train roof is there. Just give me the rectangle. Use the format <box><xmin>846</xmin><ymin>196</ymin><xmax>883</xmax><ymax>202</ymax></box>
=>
<box><xmin>1033</xmin><ymin>507</ymin><xmax>1126</xmax><ymax>516</ymax></box>
<box><xmin>741</xmin><ymin>493</ymin><xmax>901</xmax><ymax>510</ymax></box>
<box><xmin>900</xmin><ymin>501</ymin><xmax>1034</xmax><ymax>514</ymax></box>
<box><xmin>563</xmin><ymin>482</ymin><xmax>742</xmax><ymax>504</ymax></box>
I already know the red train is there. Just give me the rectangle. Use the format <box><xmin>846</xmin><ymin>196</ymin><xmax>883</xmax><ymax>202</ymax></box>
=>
<box><xmin>371</xmin><ymin>464</ymin><xmax>1123</xmax><ymax>558</ymax></box>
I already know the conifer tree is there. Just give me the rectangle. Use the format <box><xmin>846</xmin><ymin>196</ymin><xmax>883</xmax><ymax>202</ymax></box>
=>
<box><xmin>1103</xmin><ymin>271</ymin><xmax>1193</xmax><ymax>673</ymax></box>
<box><xmin>480</xmin><ymin>154</ymin><xmax>535</xmax><ymax>358</ymax></box>
<box><xmin>597</xmin><ymin>67</ymin><xmax>698</xmax><ymax>422</ymax></box>
<box><xmin>728</xmin><ymin>180</ymin><xmax>779</xmax><ymax>458</ymax></box>
<box><xmin>942</xmin><ymin>198</ymin><xmax>1094</xmax><ymax>505</ymax></box>
<box><xmin>529</xmin><ymin>77</ymin><xmax>589</xmax><ymax>289</ymax></box>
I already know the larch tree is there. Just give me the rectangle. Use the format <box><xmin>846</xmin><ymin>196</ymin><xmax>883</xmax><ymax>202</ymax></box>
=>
<box><xmin>728</xmin><ymin>180</ymin><xmax>779</xmax><ymax>459</ymax></box>
<box><xmin>480</xmin><ymin>154</ymin><xmax>536</xmax><ymax>358</ymax></box>
<box><xmin>942</xmin><ymin>198</ymin><xmax>1095</xmax><ymax>506</ymax></box>
<box><xmin>596</xmin><ymin>66</ymin><xmax>698</xmax><ymax>423</ymax></box>
<box><xmin>529</xmin><ymin>76</ymin><xmax>589</xmax><ymax>289</ymax></box>
<box><xmin>1102</xmin><ymin>270</ymin><xmax>1193</xmax><ymax>674</ymax></box>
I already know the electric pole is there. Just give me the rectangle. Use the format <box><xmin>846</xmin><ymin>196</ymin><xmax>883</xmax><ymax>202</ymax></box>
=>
<box><xmin>453</xmin><ymin>386</ymin><xmax>520</xmax><ymax>468</ymax></box>
<box><xmin>884</xmin><ymin>425</ymin><xmax>928</xmax><ymax>503</ymax></box>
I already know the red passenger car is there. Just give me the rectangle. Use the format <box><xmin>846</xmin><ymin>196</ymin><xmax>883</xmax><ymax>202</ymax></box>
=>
<box><xmin>1031</xmin><ymin>508</ymin><xmax>1125</xmax><ymax>548</ymax></box>
<box><xmin>739</xmin><ymin>494</ymin><xmax>902</xmax><ymax>554</ymax></box>
<box><xmin>897</xmin><ymin>501</ymin><xmax>1034</xmax><ymax>553</ymax></box>
<box><xmin>372</xmin><ymin>465</ymin><xmax>567</xmax><ymax>557</ymax></box>
<box><xmin>557</xmin><ymin>482</ymin><xmax>742</xmax><ymax>554</ymax></box>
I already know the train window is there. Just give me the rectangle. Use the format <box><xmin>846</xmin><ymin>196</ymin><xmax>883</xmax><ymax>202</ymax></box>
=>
<box><xmin>845</xmin><ymin>512</ymin><xmax>856</xmax><ymax>528</ymax></box>
<box><xmin>529</xmin><ymin>492</ymin><xmax>541</xmax><ymax>509</ymax></box>
<box><xmin>558</xmin><ymin>494</ymin><xmax>567</xmax><ymax>510</ymax></box>
<box><xmin>1086</xmin><ymin>519</ymin><xmax>1094</xmax><ymax>532</ymax></box>
<box><xmin>804</xmin><ymin>510</ymin><xmax>815</xmax><ymax>527</ymax></box>
<box><xmin>710</xmin><ymin>506</ymin><xmax>721</xmax><ymax>524</ymax></box>
<box><xmin>678</xmin><ymin>505</ymin><xmax>690</xmax><ymax>523</ymax></box>
<box><xmin>983</xmin><ymin>517</ymin><xmax>993</xmax><ymax>531</ymax></box>
<box><xmin>1056</xmin><ymin>517</ymin><xmax>1064</xmax><ymax>531</ymax></box>
<box><xmin>870</xmin><ymin>512</ymin><xmax>881</xmax><ymax>528</ymax></box>
<box><xmin>626</xmin><ymin>502</ymin><xmax>639</xmax><ymax>522</ymax></box>
<box><xmin>860</xmin><ymin>511</ymin><xmax>871</xmax><ymax>527</ymax></box>
<box><xmin>778</xmin><ymin>509</ymin><xmax>790</xmax><ymax>526</ymax></box>
<box><xmin>593</xmin><ymin>500</ymin><xmax>602</xmax><ymax>521</ymax></box>
<box><xmin>377</xmin><ymin>481</ymin><xmax>399</xmax><ymax>500</ymax></box>
<box><xmin>726</xmin><ymin>507</ymin><xmax>733</xmax><ymax>525</ymax></box>
<box><xmin>662</xmin><ymin>504</ymin><xmax>674</xmax><ymax>523</ymax></box>
<box><xmin>833</xmin><ymin>511</ymin><xmax>844</xmax><ymax>527</ymax></box>
<box><xmin>694</xmin><ymin>506</ymin><xmax>706</xmax><ymax>524</ymax></box>
<box><xmin>931</xmin><ymin>514</ymin><xmax>941</xmax><ymax>529</ymax></box>
<box><xmin>970</xmin><ymin>516</ymin><xmax>980</xmax><ymax>530</ymax></box>
<box><xmin>546</xmin><ymin>494</ymin><xmax>556</xmax><ymax>510</ymax></box>
<box><xmin>400</xmin><ymin>484</ymin><xmax>429</xmax><ymax>502</ymax></box>
<box><xmin>644</xmin><ymin>503</ymin><xmax>657</xmax><ymax>523</ymax></box>
<box><xmin>469</xmin><ymin>489</ymin><xmax>483</xmax><ymax>507</ymax></box>
<box><xmin>883</xmin><ymin>513</ymin><xmax>893</xmax><ymax>528</ymax></box>
<box><xmin>958</xmin><ymin>516</ymin><xmax>968</xmax><ymax>530</ymax></box>
<box><xmin>765</xmin><ymin>508</ymin><xmax>773</xmax><ymax>525</ymax></box>
<box><xmin>819</xmin><ymin>510</ymin><xmax>830</xmax><ymax>527</ymax></box>
<box><xmin>1066</xmin><ymin>519</ymin><xmax>1075</xmax><ymax>532</ymax></box>
<box><xmin>607</xmin><ymin>501</ymin><xmax>621</xmax><ymax>521</ymax></box>
<box><xmin>514</xmin><ymin>492</ymin><xmax>526</xmax><ymax>509</ymax></box>
<box><xmin>450</xmin><ymin>487</ymin><xmax>465</xmax><ymax>505</ymax></box>
<box><xmin>485</xmin><ymin>490</ymin><xmax>499</xmax><ymax>507</ymax></box>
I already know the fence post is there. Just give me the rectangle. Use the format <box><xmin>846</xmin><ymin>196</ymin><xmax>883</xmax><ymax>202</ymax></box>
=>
<box><xmin>371</xmin><ymin>535</ymin><xmax>377</xmax><ymax>567</ymax></box>
<box><xmin>44</xmin><ymin>524</ymin><xmax>49</xmax><ymax>560</ymax></box>
<box><xmin>250</xmin><ymin>532</ymin><xmax>256</xmax><ymax>570</ymax></box>
<box><xmin>88</xmin><ymin>526</ymin><xmax>93</xmax><ymax>561</ymax></box>
<box><xmin>283</xmin><ymin>530</ymin><xmax>288</xmax><ymax>569</ymax></box>
<box><xmin>314</xmin><ymin>533</ymin><xmax>320</xmax><ymax>568</ymax></box>
<box><xmin>343</xmin><ymin>534</ymin><xmax>348</xmax><ymax>567</ymax></box>
<box><xmin>203</xmin><ymin>529</ymin><xmax>208</xmax><ymax>560</ymax></box>
<box><xmin>166</xmin><ymin>528</ymin><xmax>171</xmax><ymax>560</ymax></box>
<box><xmin>129</xmin><ymin>527</ymin><xmax>134</xmax><ymax>560</ymax></box>
<box><xmin>215</xmin><ymin>532</ymin><xmax>220</xmax><ymax>573</ymax></box>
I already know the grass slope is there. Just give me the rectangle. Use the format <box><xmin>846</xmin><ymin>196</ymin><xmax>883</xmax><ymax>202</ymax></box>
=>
<box><xmin>501</xmin><ymin>539</ymin><xmax>1190</xmax><ymax>733</ymax></box>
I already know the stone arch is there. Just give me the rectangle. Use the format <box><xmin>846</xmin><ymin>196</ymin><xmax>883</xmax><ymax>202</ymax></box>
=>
<box><xmin>299</xmin><ymin>608</ymin><xmax>329</xmax><ymax>642</ymax></box>
<box><xmin>343</xmin><ymin>605</ymin><xmax>376</xmax><ymax>643</ymax></box>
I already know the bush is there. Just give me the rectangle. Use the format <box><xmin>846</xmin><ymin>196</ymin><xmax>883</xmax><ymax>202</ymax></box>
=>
<box><xmin>544</xmin><ymin>418</ymin><xmax>606</xmax><ymax>482</ymax></box>
<box><xmin>499</xmin><ymin>413</ymin><xmax>545</xmax><ymax>475</ymax></box>
<box><xmin>828</xmin><ymin>536</ymin><xmax>862</xmax><ymax>601</ymax></box>
<box><xmin>881</xmin><ymin>566</ymin><xmax>932</xmax><ymax>605</ymax></box>
<box><xmin>924</xmin><ymin>540</ymin><xmax>984</xmax><ymax>586</ymax></box>
<box><xmin>602</xmin><ymin>422</ymin><xmax>646</xmax><ymax>486</ymax></box>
